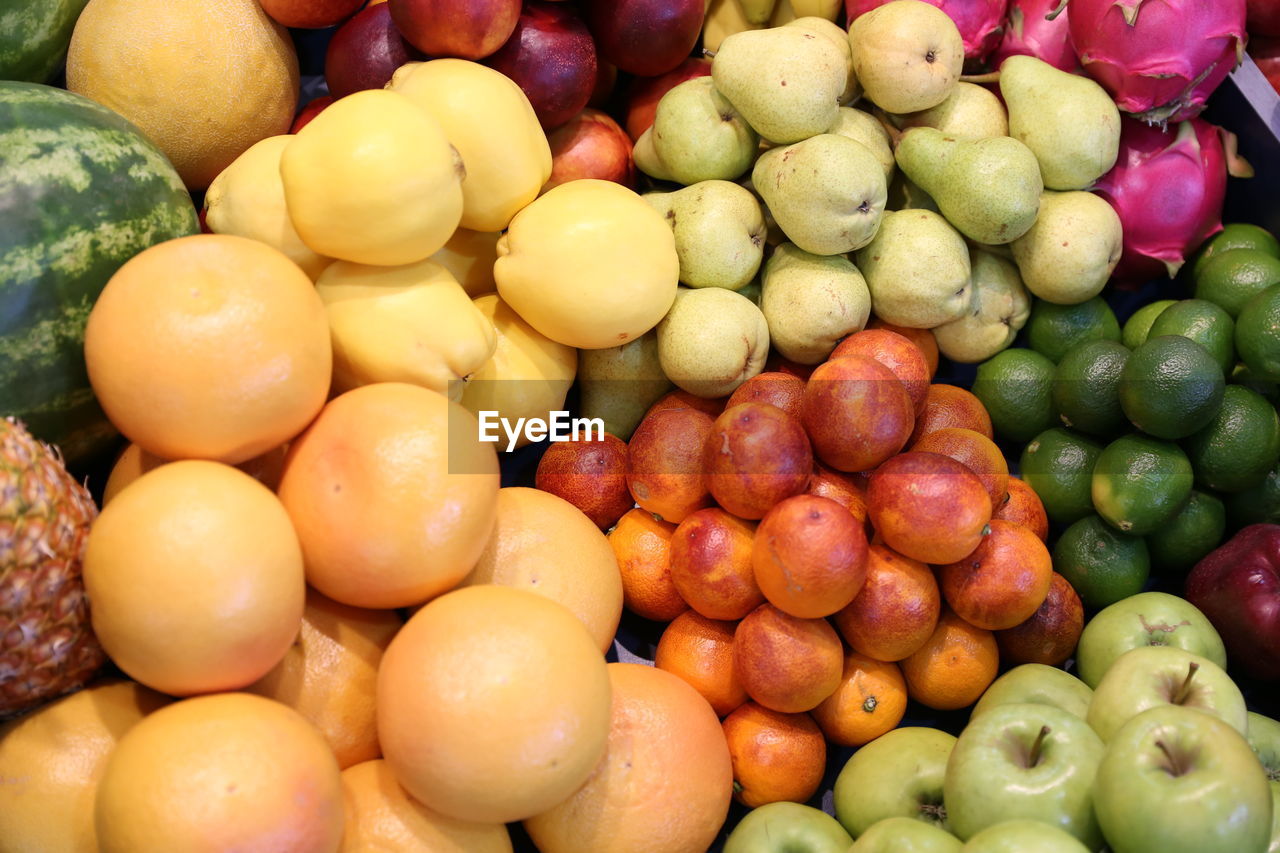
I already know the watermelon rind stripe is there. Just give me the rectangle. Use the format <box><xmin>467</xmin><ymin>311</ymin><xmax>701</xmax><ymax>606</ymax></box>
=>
<box><xmin>0</xmin><ymin>81</ymin><xmax>197</xmax><ymax>469</ymax></box>
<box><xmin>0</xmin><ymin>0</ymin><xmax>91</xmax><ymax>84</ymax></box>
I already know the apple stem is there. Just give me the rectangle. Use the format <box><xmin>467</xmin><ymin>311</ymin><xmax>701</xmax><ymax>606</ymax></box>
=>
<box><xmin>1028</xmin><ymin>725</ymin><xmax>1051</xmax><ymax>767</ymax></box>
<box><xmin>1156</xmin><ymin>739</ymin><xmax>1184</xmax><ymax>777</ymax></box>
<box><xmin>919</xmin><ymin>802</ymin><xmax>947</xmax><ymax>824</ymax></box>
<box><xmin>1172</xmin><ymin>661</ymin><xmax>1200</xmax><ymax>706</ymax></box>
<box><xmin>959</xmin><ymin>71</ymin><xmax>1001</xmax><ymax>85</ymax></box>
<box><xmin>701</xmin><ymin>48</ymin><xmax>717</xmax><ymax>59</ymax></box>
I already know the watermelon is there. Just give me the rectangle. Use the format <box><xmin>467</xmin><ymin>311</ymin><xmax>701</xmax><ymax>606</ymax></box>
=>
<box><xmin>0</xmin><ymin>0</ymin><xmax>92</xmax><ymax>84</ymax></box>
<box><xmin>0</xmin><ymin>82</ymin><xmax>198</xmax><ymax>469</ymax></box>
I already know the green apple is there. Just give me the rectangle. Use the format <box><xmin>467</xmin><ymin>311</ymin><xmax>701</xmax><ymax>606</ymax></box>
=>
<box><xmin>723</xmin><ymin>802</ymin><xmax>853</xmax><ymax>853</ymax></box>
<box><xmin>1247</xmin><ymin>712</ymin><xmax>1280</xmax><ymax>853</ymax></box>
<box><xmin>1251</xmin><ymin>711</ymin><xmax>1280</xmax><ymax>780</ymax></box>
<box><xmin>944</xmin><ymin>702</ymin><xmax>1104</xmax><ymax>847</ymax></box>
<box><xmin>1085</xmin><ymin>645</ymin><xmax>1248</xmax><ymax>743</ymax></box>
<box><xmin>961</xmin><ymin>819</ymin><xmax>1091</xmax><ymax>852</ymax></box>
<box><xmin>851</xmin><ymin>816</ymin><xmax>962</xmax><ymax>852</ymax></box>
<box><xmin>1094</xmin><ymin>704</ymin><xmax>1273</xmax><ymax>853</ymax></box>
<box><xmin>969</xmin><ymin>664</ymin><xmax>1093</xmax><ymax>721</ymax></box>
<box><xmin>833</xmin><ymin>727</ymin><xmax>956</xmax><ymax>838</ymax></box>
<box><xmin>1075</xmin><ymin>591</ymin><xmax>1227</xmax><ymax>688</ymax></box>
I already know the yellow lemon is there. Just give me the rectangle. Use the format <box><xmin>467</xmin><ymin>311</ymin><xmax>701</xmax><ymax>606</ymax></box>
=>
<box><xmin>66</xmin><ymin>0</ymin><xmax>298</xmax><ymax>190</ymax></box>
<box><xmin>461</xmin><ymin>293</ymin><xmax>577</xmax><ymax>447</ymax></box>
<box><xmin>494</xmin><ymin>179</ymin><xmax>679</xmax><ymax>349</ymax></box>
<box><xmin>432</xmin><ymin>228</ymin><xmax>502</xmax><ymax>298</ymax></box>
<box><xmin>316</xmin><ymin>258</ymin><xmax>497</xmax><ymax>400</ymax></box>
<box><xmin>388</xmin><ymin>59</ymin><xmax>551</xmax><ymax>233</ymax></box>
<box><xmin>204</xmin><ymin>135</ymin><xmax>331</xmax><ymax>281</ymax></box>
<box><xmin>281</xmin><ymin>88</ymin><xmax>464</xmax><ymax>266</ymax></box>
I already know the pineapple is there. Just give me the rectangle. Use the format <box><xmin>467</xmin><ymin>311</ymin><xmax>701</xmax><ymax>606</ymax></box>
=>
<box><xmin>0</xmin><ymin>417</ymin><xmax>105</xmax><ymax>717</ymax></box>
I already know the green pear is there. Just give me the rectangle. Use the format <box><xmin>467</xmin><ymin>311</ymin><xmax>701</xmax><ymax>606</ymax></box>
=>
<box><xmin>827</xmin><ymin>106</ymin><xmax>894</xmax><ymax>181</ymax></box>
<box><xmin>854</xmin><ymin>208</ymin><xmax>972</xmax><ymax>328</ymax></box>
<box><xmin>1010</xmin><ymin>190</ymin><xmax>1123</xmax><ymax>305</ymax></box>
<box><xmin>644</xmin><ymin>180</ymin><xmax>767</xmax><ymax>290</ymax></box>
<box><xmin>1000</xmin><ymin>54</ymin><xmax>1121</xmax><ymax>190</ymax></box>
<box><xmin>633</xmin><ymin>76</ymin><xmax>760</xmax><ymax>186</ymax></box>
<box><xmin>712</xmin><ymin>25</ymin><xmax>847</xmax><ymax>144</ymax></box>
<box><xmin>752</xmin><ymin>133</ymin><xmax>888</xmax><ymax>255</ymax></box>
<box><xmin>933</xmin><ymin>248</ymin><xmax>1032</xmax><ymax>363</ymax></box>
<box><xmin>657</xmin><ymin>287</ymin><xmax>770</xmax><ymax>398</ymax></box>
<box><xmin>740</xmin><ymin>174</ymin><xmax>789</xmax><ymax>247</ymax></box>
<box><xmin>894</xmin><ymin>82</ymin><xmax>1008</xmax><ymax>138</ymax></box>
<box><xmin>885</xmin><ymin>171</ymin><xmax>939</xmax><ymax>213</ymax></box>
<box><xmin>631</xmin><ymin>128</ymin><xmax>675</xmax><ymax>182</ymax></box>
<box><xmin>849</xmin><ymin>0</ymin><xmax>964</xmax><ymax>113</ymax></box>
<box><xmin>735</xmin><ymin>278</ymin><xmax>762</xmax><ymax>305</ymax></box>
<box><xmin>895</xmin><ymin>127</ymin><xmax>1042</xmax><ymax>245</ymax></box>
<box><xmin>784</xmin><ymin>16</ymin><xmax>860</xmax><ymax>103</ymax></box>
<box><xmin>761</xmin><ymin>243</ymin><xmax>872</xmax><ymax>364</ymax></box>
<box><xmin>577</xmin><ymin>331</ymin><xmax>673</xmax><ymax>440</ymax></box>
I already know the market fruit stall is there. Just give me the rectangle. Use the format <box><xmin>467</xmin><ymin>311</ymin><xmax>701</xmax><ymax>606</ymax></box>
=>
<box><xmin>3</xmin><ymin>1</ymin><xmax>1280</xmax><ymax>852</ymax></box>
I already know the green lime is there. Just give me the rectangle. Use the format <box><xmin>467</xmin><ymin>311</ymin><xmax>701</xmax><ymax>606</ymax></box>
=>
<box><xmin>1091</xmin><ymin>433</ymin><xmax>1194</xmax><ymax>535</ymax></box>
<box><xmin>971</xmin><ymin>348</ymin><xmax>1057</xmax><ymax>443</ymax></box>
<box><xmin>1053</xmin><ymin>514</ymin><xmax>1150</xmax><ymax>609</ymax></box>
<box><xmin>1191</xmin><ymin>223</ymin><xmax>1280</xmax><ymax>280</ymax></box>
<box><xmin>1224</xmin><ymin>459</ymin><xmax>1280</xmax><ymax>530</ymax></box>
<box><xmin>1121</xmin><ymin>299</ymin><xmax>1177</xmax><ymax>350</ymax></box>
<box><xmin>1236</xmin><ymin>282</ymin><xmax>1280</xmax><ymax>381</ymax></box>
<box><xmin>1019</xmin><ymin>427</ymin><xmax>1104</xmax><ymax>525</ymax></box>
<box><xmin>1144</xmin><ymin>490</ymin><xmax>1226</xmax><ymax>575</ymax></box>
<box><xmin>1145</xmin><ymin>299</ymin><xmax>1235</xmax><ymax>375</ymax></box>
<box><xmin>1232</xmin><ymin>362</ymin><xmax>1280</xmax><ymax>406</ymax></box>
<box><xmin>1182</xmin><ymin>384</ymin><xmax>1280</xmax><ymax>493</ymax></box>
<box><xmin>1193</xmin><ymin>248</ymin><xmax>1280</xmax><ymax>318</ymax></box>
<box><xmin>1025</xmin><ymin>297</ymin><xmax>1122</xmax><ymax>364</ymax></box>
<box><xmin>1118</xmin><ymin>335</ymin><xmax>1226</xmax><ymax>439</ymax></box>
<box><xmin>1051</xmin><ymin>339</ymin><xmax>1130</xmax><ymax>437</ymax></box>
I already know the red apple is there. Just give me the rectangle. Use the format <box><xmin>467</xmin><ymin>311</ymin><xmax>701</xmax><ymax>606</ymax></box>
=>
<box><xmin>387</xmin><ymin>0</ymin><xmax>521</xmax><ymax>60</ymax></box>
<box><xmin>1250</xmin><ymin>36</ymin><xmax>1280</xmax><ymax>96</ymax></box>
<box><xmin>543</xmin><ymin>108</ymin><xmax>636</xmax><ymax>192</ymax></box>
<box><xmin>259</xmin><ymin>0</ymin><xmax>363</xmax><ymax>29</ymax></box>
<box><xmin>623</xmin><ymin>56</ymin><xmax>711</xmax><ymax>142</ymax></box>
<box><xmin>1249</xmin><ymin>0</ymin><xmax>1280</xmax><ymax>37</ymax></box>
<box><xmin>1185</xmin><ymin>523</ymin><xmax>1280</xmax><ymax>681</ymax></box>
<box><xmin>290</xmin><ymin>96</ymin><xmax>333</xmax><ymax>133</ymax></box>
<box><xmin>485</xmin><ymin>1</ymin><xmax>597</xmax><ymax>130</ymax></box>
<box><xmin>584</xmin><ymin>0</ymin><xmax>705</xmax><ymax>78</ymax></box>
<box><xmin>325</xmin><ymin>3</ymin><xmax>423</xmax><ymax>99</ymax></box>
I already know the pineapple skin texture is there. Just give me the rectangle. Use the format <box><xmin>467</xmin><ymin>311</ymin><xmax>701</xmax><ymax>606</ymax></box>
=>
<box><xmin>0</xmin><ymin>417</ymin><xmax>106</xmax><ymax>718</ymax></box>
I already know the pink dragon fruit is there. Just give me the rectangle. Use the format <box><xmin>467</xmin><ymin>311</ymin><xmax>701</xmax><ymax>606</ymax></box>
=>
<box><xmin>990</xmin><ymin>0</ymin><xmax>1081</xmax><ymax>72</ymax></box>
<box><xmin>1068</xmin><ymin>0</ymin><xmax>1247</xmax><ymax>124</ymax></box>
<box><xmin>845</xmin><ymin>0</ymin><xmax>1010</xmax><ymax>63</ymax></box>
<box><xmin>1093</xmin><ymin>116</ymin><xmax>1227</xmax><ymax>286</ymax></box>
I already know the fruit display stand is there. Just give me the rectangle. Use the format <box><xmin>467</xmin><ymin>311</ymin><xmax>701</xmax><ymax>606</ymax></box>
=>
<box><xmin>7</xmin><ymin>1</ymin><xmax>1280</xmax><ymax>845</ymax></box>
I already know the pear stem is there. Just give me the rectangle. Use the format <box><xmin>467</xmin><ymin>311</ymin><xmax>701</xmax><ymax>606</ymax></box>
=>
<box><xmin>1028</xmin><ymin>725</ymin><xmax>1051</xmax><ymax>767</ymax></box>
<box><xmin>868</xmin><ymin>107</ymin><xmax>904</xmax><ymax>150</ymax></box>
<box><xmin>701</xmin><ymin>48</ymin><xmax>717</xmax><ymax>59</ymax></box>
<box><xmin>1172</xmin><ymin>661</ymin><xmax>1200</xmax><ymax>706</ymax></box>
<box><xmin>959</xmin><ymin>71</ymin><xmax>1001</xmax><ymax>85</ymax></box>
<box><xmin>1156</xmin><ymin>739</ymin><xmax>1184</xmax><ymax>777</ymax></box>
